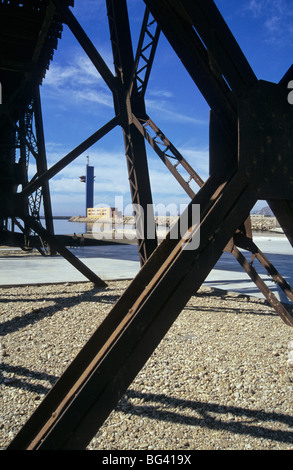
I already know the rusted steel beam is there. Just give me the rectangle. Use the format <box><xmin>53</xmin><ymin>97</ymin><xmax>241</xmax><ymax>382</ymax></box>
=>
<box><xmin>121</xmin><ymin>124</ymin><xmax>158</xmax><ymax>265</ymax></box>
<box><xmin>107</xmin><ymin>0</ymin><xmax>157</xmax><ymax>265</ymax></box>
<box><xmin>128</xmin><ymin>7</ymin><xmax>160</xmax><ymax>98</ymax></box>
<box><xmin>22</xmin><ymin>216</ymin><xmax>107</xmax><ymax>288</ymax></box>
<box><xmin>254</xmin><ymin>250</ymin><xmax>293</xmax><ymax>305</ymax></box>
<box><xmin>143</xmin><ymin>0</ymin><xmax>238</xmax><ymax>135</ymax></box>
<box><xmin>32</xmin><ymin>84</ymin><xmax>55</xmax><ymax>254</ymax></box>
<box><xmin>238</xmin><ymin>81</ymin><xmax>293</xmax><ymax>201</ymax></box>
<box><xmin>51</xmin><ymin>0</ymin><xmax>117</xmax><ymax>93</ymax></box>
<box><xmin>20</xmin><ymin>116</ymin><xmax>119</xmax><ymax>198</ymax></box>
<box><xmin>133</xmin><ymin>112</ymin><xmax>293</xmax><ymax>323</ymax></box>
<box><xmin>179</xmin><ymin>0</ymin><xmax>257</xmax><ymax>96</ymax></box>
<box><xmin>231</xmin><ymin>246</ymin><xmax>293</xmax><ymax>327</ymax></box>
<box><xmin>132</xmin><ymin>114</ymin><xmax>197</xmax><ymax>199</ymax></box>
<box><xmin>7</xmin><ymin>173</ymin><xmax>257</xmax><ymax>450</ymax></box>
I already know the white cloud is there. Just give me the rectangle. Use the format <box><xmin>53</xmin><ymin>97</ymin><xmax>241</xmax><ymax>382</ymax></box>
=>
<box><xmin>46</xmin><ymin>147</ymin><xmax>130</xmax><ymax>196</ymax></box>
<box><xmin>148</xmin><ymin>89</ymin><xmax>174</xmax><ymax>99</ymax></box>
<box><xmin>242</xmin><ymin>0</ymin><xmax>293</xmax><ymax>45</ymax></box>
<box><xmin>45</xmin><ymin>54</ymin><xmax>102</xmax><ymax>87</ymax></box>
<box><xmin>181</xmin><ymin>148</ymin><xmax>209</xmax><ymax>180</ymax></box>
<box><xmin>146</xmin><ymin>98</ymin><xmax>207</xmax><ymax>126</ymax></box>
<box><xmin>43</xmin><ymin>50</ymin><xmax>113</xmax><ymax>110</ymax></box>
<box><xmin>245</xmin><ymin>0</ymin><xmax>265</xmax><ymax>17</ymax></box>
<box><xmin>245</xmin><ymin>0</ymin><xmax>285</xmax><ymax>17</ymax></box>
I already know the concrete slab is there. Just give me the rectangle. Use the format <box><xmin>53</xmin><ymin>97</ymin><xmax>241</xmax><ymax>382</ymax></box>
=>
<box><xmin>0</xmin><ymin>245</ymin><xmax>140</xmax><ymax>285</ymax></box>
<box><xmin>0</xmin><ymin>235</ymin><xmax>292</xmax><ymax>305</ymax></box>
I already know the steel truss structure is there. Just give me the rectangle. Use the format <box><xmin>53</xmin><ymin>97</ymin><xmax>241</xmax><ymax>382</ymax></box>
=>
<box><xmin>1</xmin><ymin>0</ymin><xmax>292</xmax><ymax>450</ymax></box>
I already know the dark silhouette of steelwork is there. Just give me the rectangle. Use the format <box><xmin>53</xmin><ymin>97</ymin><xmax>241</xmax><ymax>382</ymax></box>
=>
<box><xmin>2</xmin><ymin>0</ymin><xmax>293</xmax><ymax>450</ymax></box>
<box><xmin>0</xmin><ymin>0</ymin><xmax>106</xmax><ymax>286</ymax></box>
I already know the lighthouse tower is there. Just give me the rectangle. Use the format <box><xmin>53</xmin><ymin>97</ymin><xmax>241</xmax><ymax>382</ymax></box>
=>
<box><xmin>85</xmin><ymin>156</ymin><xmax>94</xmax><ymax>216</ymax></box>
<box><xmin>80</xmin><ymin>156</ymin><xmax>94</xmax><ymax>217</ymax></box>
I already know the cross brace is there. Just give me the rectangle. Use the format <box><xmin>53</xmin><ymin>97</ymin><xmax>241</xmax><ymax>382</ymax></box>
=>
<box><xmin>7</xmin><ymin>172</ymin><xmax>257</xmax><ymax>450</ymax></box>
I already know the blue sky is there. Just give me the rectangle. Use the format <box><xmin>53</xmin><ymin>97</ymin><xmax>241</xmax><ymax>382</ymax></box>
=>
<box><xmin>37</xmin><ymin>0</ymin><xmax>293</xmax><ymax>216</ymax></box>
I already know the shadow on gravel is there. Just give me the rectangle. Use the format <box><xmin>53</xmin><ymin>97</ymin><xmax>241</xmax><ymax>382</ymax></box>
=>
<box><xmin>1</xmin><ymin>367</ymin><xmax>292</xmax><ymax>447</ymax></box>
<box><xmin>118</xmin><ymin>389</ymin><xmax>293</xmax><ymax>446</ymax></box>
<box><xmin>0</xmin><ymin>286</ymin><xmax>118</xmax><ymax>335</ymax></box>
<box><xmin>1</xmin><ymin>363</ymin><xmax>57</xmax><ymax>395</ymax></box>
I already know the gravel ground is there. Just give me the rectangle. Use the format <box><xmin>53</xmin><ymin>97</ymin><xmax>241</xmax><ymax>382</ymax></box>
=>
<box><xmin>1</xmin><ymin>279</ymin><xmax>293</xmax><ymax>451</ymax></box>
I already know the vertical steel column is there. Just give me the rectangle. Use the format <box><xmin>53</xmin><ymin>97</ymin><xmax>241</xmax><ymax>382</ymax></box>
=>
<box><xmin>18</xmin><ymin>110</ymin><xmax>32</xmax><ymax>246</ymax></box>
<box><xmin>32</xmin><ymin>84</ymin><xmax>55</xmax><ymax>254</ymax></box>
<box><xmin>107</xmin><ymin>0</ymin><xmax>157</xmax><ymax>265</ymax></box>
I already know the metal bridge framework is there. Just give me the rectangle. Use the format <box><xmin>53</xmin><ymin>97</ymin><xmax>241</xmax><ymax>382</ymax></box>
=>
<box><xmin>0</xmin><ymin>0</ymin><xmax>292</xmax><ymax>450</ymax></box>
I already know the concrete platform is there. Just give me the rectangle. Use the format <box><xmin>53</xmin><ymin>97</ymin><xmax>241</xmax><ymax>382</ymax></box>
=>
<box><xmin>0</xmin><ymin>235</ymin><xmax>292</xmax><ymax>305</ymax></box>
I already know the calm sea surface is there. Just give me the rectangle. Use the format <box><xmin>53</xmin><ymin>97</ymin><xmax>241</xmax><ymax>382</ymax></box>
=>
<box><xmin>54</xmin><ymin>219</ymin><xmax>87</xmax><ymax>235</ymax></box>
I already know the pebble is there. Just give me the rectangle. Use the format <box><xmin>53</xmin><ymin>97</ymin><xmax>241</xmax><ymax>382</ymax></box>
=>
<box><xmin>0</xmin><ymin>280</ymin><xmax>293</xmax><ymax>450</ymax></box>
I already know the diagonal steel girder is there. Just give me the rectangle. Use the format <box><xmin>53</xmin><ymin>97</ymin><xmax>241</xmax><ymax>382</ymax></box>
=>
<box><xmin>7</xmin><ymin>172</ymin><xmax>257</xmax><ymax>450</ymax></box>
<box><xmin>131</xmin><ymin>113</ymin><xmax>293</xmax><ymax>324</ymax></box>
<box><xmin>128</xmin><ymin>7</ymin><xmax>160</xmax><ymax>99</ymax></box>
<box><xmin>23</xmin><ymin>215</ymin><xmax>107</xmax><ymax>288</ymax></box>
<box><xmin>47</xmin><ymin>0</ymin><xmax>158</xmax><ymax>265</ymax></box>
<box><xmin>20</xmin><ymin>117</ymin><xmax>119</xmax><ymax>199</ymax></box>
<box><xmin>143</xmin><ymin>0</ymin><xmax>293</xmax><ymax>244</ymax></box>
